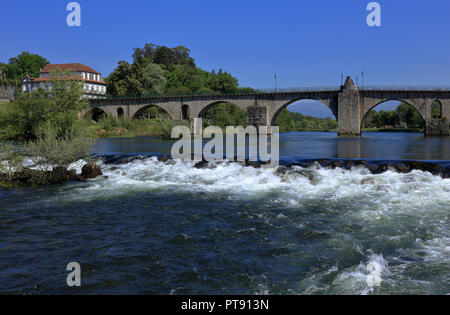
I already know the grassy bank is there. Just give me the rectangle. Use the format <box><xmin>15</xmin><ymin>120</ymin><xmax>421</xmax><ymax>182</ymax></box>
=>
<box><xmin>278</xmin><ymin>128</ymin><xmax>424</xmax><ymax>133</ymax></box>
<box><xmin>361</xmin><ymin>127</ymin><xmax>424</xmax><ymax>133</ymax></box>
<box><xmin>290</xmin><ymin>128</ymin><xmax>337</xmax><ymax>132</ymax></box>
<box><xmin>77</xmin><ymin>118</ymin><xmax>427</xmax><ymax>139</ymax></box>
<box><xmin>76</xmin><ymin>117</ymin><xmax>162</xmax><ymax>138</ymax></box>
<box><xmin>76</xmin><ymin>117</ymin><xmax>190</xmax><ymax>139</ymax></box>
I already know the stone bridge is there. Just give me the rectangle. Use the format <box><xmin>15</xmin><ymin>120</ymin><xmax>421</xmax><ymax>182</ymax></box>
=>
<box><xmin>86</xmin><ymin>77</ymin><xmax>450</xmax><ymax>136</ymax></box>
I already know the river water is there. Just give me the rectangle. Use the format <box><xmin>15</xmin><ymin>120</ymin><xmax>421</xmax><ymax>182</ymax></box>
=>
<box><xmin>0</xmin><ymin>132</ymin><xmax>449</xmax><ymax>294</ymax></box>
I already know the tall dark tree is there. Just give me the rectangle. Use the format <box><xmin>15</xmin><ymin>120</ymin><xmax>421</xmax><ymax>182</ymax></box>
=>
<box><xmin>8</xmin><ymin>51</ymin><xmax>49</xmax><ymax>78</ymax></box>
<box><xmin>207</xmin><ymin>71</ymin><xmax>238</xmax><ymax>94</ymax></box>
<box><xmin>106</xmin><ymin>61</ymin><xmax>145</xmax><ymax>97</ymax></box>
<box><xmin>132</xmin><ymin>43</ymin><xmax>157</xmax><ymax>65</ymax></box>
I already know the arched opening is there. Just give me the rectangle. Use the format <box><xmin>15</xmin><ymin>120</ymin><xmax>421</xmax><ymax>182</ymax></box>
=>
<box><xmin>117</xmin><ymin>107</ymin><xmax>124</xmax><ymax>119</ymax></box>
<box><xmin>132</xmin><ymin>105</ymin><xmax>171</xmax><ymax>120</ymax></box>
<box><xmin>182</xmin><ymin>105</ymin><xmax>190</xmax><ymax>120</ymax></box>
<box><xmin>86</xmin><ymin>107</ymin><xmax>107</xmax><ymax>122</ymax></box>
<box><xmin>361</xmin><ymin>100</ymin><xmax>425</xmax><ymax>134</ymax></box>
<box><xmin>431</xmin><ymin>100</ymin><xmax>442</xmax><ymax>119</ymax></box>
<box><xmin>272</xmin><ymin>99</ymin><xmax>337</xmax><ymax>132</ymax></box>
<box><xmin>199</xmin><ymin>101</ymin><xmax>246</xmax><ymax>129</ymax></box>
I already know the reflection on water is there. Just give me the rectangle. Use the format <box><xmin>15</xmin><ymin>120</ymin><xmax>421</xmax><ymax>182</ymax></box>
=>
<box><xmin>94</xmin><ymin>132</ymin><xmax>450</xmax><ymax>160</ymax></box>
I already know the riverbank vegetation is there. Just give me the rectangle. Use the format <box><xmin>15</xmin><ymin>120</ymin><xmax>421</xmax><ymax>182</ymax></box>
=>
<box><xmin>76</xmin><ymin>116</ymin><xmax>190</xmax><ymax>139</ymax></box>
<box><xmin>362</xmin><ymin>103</ymin><xmax>425</xmax><ymax>130</ymax></box>
<box><xmin>273</xmin><ymin>102</ymin><xmax>429</xmax><ymax>133</ymax></box>
<box><xmin>0</xmin><ymin>71</ymin><xmax>99</xmax><ymax>187</ymax></box>
<box><xmin>274</xmin><ymin>109</ymin><xmax>338</xmax><ymax>132</ymax></box>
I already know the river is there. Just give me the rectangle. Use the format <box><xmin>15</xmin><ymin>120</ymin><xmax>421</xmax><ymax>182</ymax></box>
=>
<box><xmin>0</xmin><ymin>132</ymin><xmax>449</xmax><ymax>294</ymax></box>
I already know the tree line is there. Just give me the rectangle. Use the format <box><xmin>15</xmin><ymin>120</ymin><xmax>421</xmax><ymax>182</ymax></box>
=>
<box><xmin>362</xmin><ymin>103</ymin><xmax>425</xmax><ymax>129</ymax></box>
<box><xmin>0</xmin><ymin>52</ymin><xmax>49</xmax><ymax>85</ymax></box>
<box><xmin>107</xmin><ymin>43</ymin><xmax>254</xmax><ymax>97</ymax></box>
<box><xmin>275</xmin><ymin>109</ymin><xmax>337</xmax><ymax>132</ymax></box>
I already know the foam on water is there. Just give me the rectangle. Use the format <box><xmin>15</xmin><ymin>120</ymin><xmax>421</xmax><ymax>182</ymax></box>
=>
<box><xmin>8</xmin><ymin>156</ymin><xmax>449</xmax><ymax>294</ymax></box>
<box><xmin>61</xmin><ymin>157</ymin><xmax>450</xmax><ymax>202</ymax></box>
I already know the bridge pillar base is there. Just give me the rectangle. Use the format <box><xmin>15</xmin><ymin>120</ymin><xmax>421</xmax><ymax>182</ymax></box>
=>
<box><xmin>247</xmin><ymin>106</ymin><xmax>268</xmax><ymax>131</ymax></box>
<box><xmin>337</xmin><ymin>132</ymin><xmax>361</xmax><ymax>137</ymax></box>
<box><xmin>426</xmin><ymin>118</ymin><xmax>449</xmax><ymax>136</ymax></box>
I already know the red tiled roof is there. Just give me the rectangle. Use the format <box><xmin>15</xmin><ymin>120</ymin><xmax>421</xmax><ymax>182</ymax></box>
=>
<box><xmin>40</xmin><ymin>63</ymin><xmax>100</xmax><ymax>74</ymax></box>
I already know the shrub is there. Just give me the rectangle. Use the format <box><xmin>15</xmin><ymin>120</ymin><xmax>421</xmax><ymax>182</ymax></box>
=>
<box><xmin>159</xmin><ymin>119</ymin><xmax>190</xmax><ymax>140</ymax></box>
<box><xmin>0</xmin><ymin>142</ymin><xmax>23</xmax><ymax>180</ymax></box>
<box><xmin>0</xmin><ymin>70</ymin><xmax>88</xmax><ymax>141</ymax></box>
<box><xmin>26</xmin><ymin>127</ymin><xmax>95</xmax><ymax>171</ymax></box>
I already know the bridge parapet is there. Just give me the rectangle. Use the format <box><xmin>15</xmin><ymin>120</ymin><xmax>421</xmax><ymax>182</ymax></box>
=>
<box><xmin>87</xmin><ymin>79</ymin><xmax>450</xmax><ymax>137</ymax></box>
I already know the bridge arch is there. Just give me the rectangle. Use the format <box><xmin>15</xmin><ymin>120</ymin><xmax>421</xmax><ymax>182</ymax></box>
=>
<box><xmin>117</xmin><ymin>107</ymin><xmax>124</xmax><ymax>119</ymax></box>
<box><xmin>131</xmin><ymin>104</ymin><xmax>176</xmax><ymax>120</ymax></box>
<box><xmin>198</xmin><ymin>101</ymin><xmax>247</xmax><ymax>128</ymax></box>
<box><xmin>360</xmin><ymin>99</ymin><xmax>425</xmax><ymax>133</ymax></box>
<box><xmin>85</xmin><ymin>107</ymin><xmax>108</xmax><ymax>122</ymax></box>
<box><xmin>181</xmin><ymin>104</ymin><xmax>190</xmax><ymax>120</ymax></box>
<box><xmin>198</xmin><ymin>101</ymin><xmax>248</xmax><ymax>119</ymax></box>
<box><xmin>270</xmin><ymin>98</ymin><xmax>336</xmax><ymax>127</ymax></box>
<box><xmin>431</xmin><ymin>100</ymin><xmax>442</xmax><ymax>118</ymax></box>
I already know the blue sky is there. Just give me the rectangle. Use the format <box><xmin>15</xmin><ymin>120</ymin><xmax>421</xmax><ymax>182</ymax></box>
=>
<box><xmin>1</xmin><ymin>0</ymin><xmax>449</xmax><ymax>117</ymax></box>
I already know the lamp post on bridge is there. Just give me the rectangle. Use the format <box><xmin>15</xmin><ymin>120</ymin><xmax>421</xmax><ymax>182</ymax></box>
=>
<box><xmin>362</xmin><ymin>71</ymin><xmax>365</xmax><ymax>90</ymax></box>
<box><xmin>274</xmin><ymin>73</ymin><xmax>277</xmax><ymax>93</ymax></box>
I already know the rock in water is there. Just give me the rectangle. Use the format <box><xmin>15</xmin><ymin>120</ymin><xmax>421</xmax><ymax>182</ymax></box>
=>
<box><xmin>81</xmin><ymin>163</ymin><xmax>103</xmax><ymax>179</ymax></box>
<box><xmin>49</xmin><ymin>167</ymin><xmax>70</xmax><ymax>184</ymax></box>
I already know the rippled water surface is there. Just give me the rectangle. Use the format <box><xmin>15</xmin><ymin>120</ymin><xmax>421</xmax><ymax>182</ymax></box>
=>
<box><xmin>0</xmin><ymin>132</ymin><xmax>449</xmax><ymax>294</ymax></box>
<box><xmin>94</xmin><ymin>131</ymin><xmax>450</xmax><ymax>160</ymax></box>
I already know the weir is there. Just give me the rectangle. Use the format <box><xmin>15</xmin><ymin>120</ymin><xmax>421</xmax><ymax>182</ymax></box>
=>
<box><xmin>86</xmin><ymin>76</ymin><xmax>450</xmax><ymax>137</ymax></box>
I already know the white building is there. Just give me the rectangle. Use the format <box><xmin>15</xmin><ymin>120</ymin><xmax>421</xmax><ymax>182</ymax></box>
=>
<box><xmin>21</xmin><ymin>63</ymin><xmax>107</xmax><ymax>99</ymax></box>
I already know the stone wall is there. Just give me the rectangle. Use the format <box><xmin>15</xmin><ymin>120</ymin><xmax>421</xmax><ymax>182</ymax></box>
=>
<box><xmin>0</xmin><ymin>83</ymin><xmax>15</xmax><ymax>102</ymax></box>
<box><xmin>426</xmin><ymin>118</ymin><xmax>449</xmax><ymax>136</ymax></box>
<box><xmin>247</xmin><ymin>106</ymin><xmax>268</xmax><ymax>128</ymax></box>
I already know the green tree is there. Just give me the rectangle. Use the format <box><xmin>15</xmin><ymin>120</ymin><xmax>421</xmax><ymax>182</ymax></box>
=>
<box><xmin>207</xmin><ymin>70</ymin><xmax>239</xmax><ymax>94</ymax></box>
<box><xmin>274</xmin><ymin>109</ymin><xmax>295</xmax><ymax>132</ymax></box>
<box><xmin>153</xmin><ymin>46</ymin><xmax>175</xmax><ymax>66</ymax></box>
<box><xmin>132</xmin><ymin>43</ymin><xmax>157</xmax><ymax>65</ymax></box>
<box><xmin>8</xmin><ymin>52</ymin><xmax>49</xmax><ymax>79</ymax></box>
<box><xmin>0</xmin><ymin>64</ymin><xmax>8</xmax><ymax>81</ymax></box>
<box><xmin>134</xmin><ymin>44</ymin><xmax>195</xmax><ymax>67</ymax></box>
<box><xmin>362</xmin><ymin>110</ymin><xmax>379</xmax><ymax>128</ymax></box>
<box><xmin>203</xmin><ymin>103</ymin><xmax>246</xmax><ymax>129</ymax></box>
<box><xmin>141</xmin><ymin>63</ymin><xmax>166</xmax><ymax>95</ymax></box>
<box><xmin>111</xmin><ymin>43</ymin><xmax>245</xmax><ymax>98</ymax></box>
<box><xmin>106</xmin><ymin>61</ymin><xmax>145</xmax><ymax>96</ymax></box>
<box><xmin>0</xmin><ymin>70</ymin><xmax>87</xmax><ymax>141</ymax></box>
<box><xmin>163</xmin><ymin>64</ymin><xmax>201</xmax><ymax>93</ymax></box>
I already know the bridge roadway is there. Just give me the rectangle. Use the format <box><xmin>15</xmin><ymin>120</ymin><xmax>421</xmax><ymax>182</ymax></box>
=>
<box><xmin>86</xmin><ymin>77</ymin><xmax>450</xmax><ymax>136</ymax></box>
